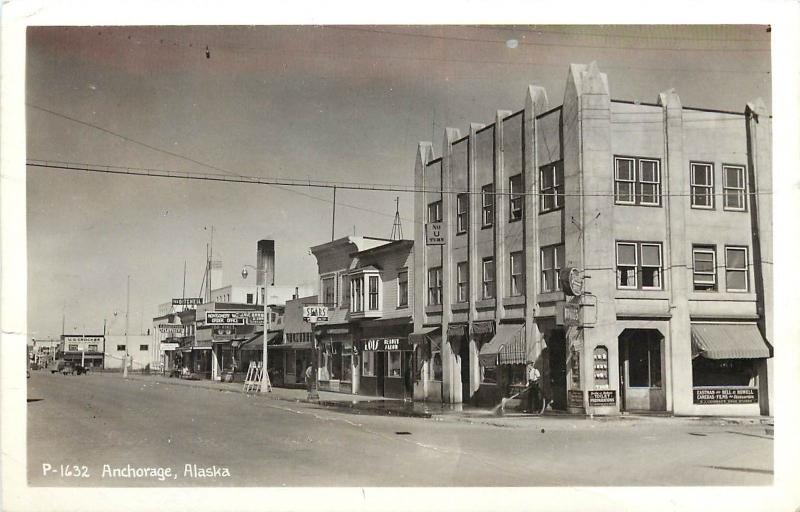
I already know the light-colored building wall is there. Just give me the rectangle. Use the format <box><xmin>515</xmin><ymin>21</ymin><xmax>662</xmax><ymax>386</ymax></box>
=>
<box><xmin>104</xmin><ymin>335</ymin><xmax>154</xmax><ymax>370</ymax></box>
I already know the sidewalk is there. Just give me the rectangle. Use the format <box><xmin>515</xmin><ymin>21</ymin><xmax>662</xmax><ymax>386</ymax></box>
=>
<box><xmin>114</xmin><ymin>372</ymin><xmax>773</xmax><ymax>427</ymax></box>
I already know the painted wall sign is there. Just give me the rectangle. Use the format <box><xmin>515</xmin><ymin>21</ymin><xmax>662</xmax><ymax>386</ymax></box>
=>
<box><xmin>62</xmin><ymin>336</ymin><xmax>104</xmax><ymax>343</ymax></box>
<box><xmin>693</xmin><ymin>387</ymin><xmax>758</xmax><ymax>405</ymax></box>
<box><xmin>425</xmin><ymin>222</ymin><xmax>445</xmax><ymax>245</ymax></box>
<box><xmin>359</xmin><ymin>337</ymin><xmax>412</xmax><ymax>352</ymax></box>
<box><xmin>172</xmin><ymin>298</ymin><xmax>203</xmax><ymax>305</ymax></box>
<box><xmin>205</xmin><ymin>312</ymin><xmax>246</xmax><ymax>325</ymax></box>
<box><xmin>588</xmin><ymin>390</ymin><xmax>617</xmax><ymax>406</ymax></box>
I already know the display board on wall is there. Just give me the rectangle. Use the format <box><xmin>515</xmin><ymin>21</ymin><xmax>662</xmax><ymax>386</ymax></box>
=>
<box><xmin>588</xmin><ymin>390</ymin><xmax>617</xmax><ymax>406</ymax></box>
<box><xmin>693</xmin><ymin>387</ymin><xmax>758</xmax><ymax>405</ymax></box>
<box><xmin>568</xmin><ymin>390</ymin><xmax>584</xmax><ymax>409</ymax></box>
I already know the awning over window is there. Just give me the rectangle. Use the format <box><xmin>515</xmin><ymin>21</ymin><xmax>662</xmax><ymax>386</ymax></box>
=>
<box><xmin>471</xmin><ymin>321</ymin><xmax>495</xmax><ymax>344</ymax></box>
<box><xmin>240</xmin><ymin>332</ymin><xmax>282</xmax><ymax>351</ymax></box>
<box><xmin>479</xmin><ymin>323</ymin><xmax>525</xmax><ymax>368</ymax></box>
<box><xmin>409</xmin><ymin>326</ymin><xmax>441</xmax><ymax>360</ymax></box>
<box><xmin>691</xmin><ymin>323</ymin><xmax>772</xmax><ymax>360</ymax></box>
<box><xmin>446</xmin><ymin>324</ymin><xmax>468</xmax><ymax>340</ymax></box>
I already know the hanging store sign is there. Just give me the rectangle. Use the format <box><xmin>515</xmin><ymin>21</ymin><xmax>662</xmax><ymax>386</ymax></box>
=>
<box><xmin>160</xmin><ymin>342</ymin><xmax>179</xmax><ymax>351</ymax></box>
<box><xmin>240</xmin><ymin>311</ymin><xmax>264</xmax><ymax>325</ymax></box>
<box><xmin>693</xmin><ymin>387</ymin><xmax>758</xmax><ymax>405</ymax></box>
<box><xmin>303</xmin><ymin>306</ymin><xmax>329</xmax><ymax>323</ymax></box>
<box><xmin>425</xmin><ymin>222</ymin><xmax>445</xmax><ymax>245</ymax></box>
<box><xmin>559</xmin><ymin>267</ymin><xmax>584</xmax><ymax>296</ymax></box>
<box><xmin>359</xmin><ymin>337</ymin><xmax>413</xmax><ymax>352</ymax></box>
<box><xmin>205</xmin><ymin>312</ymin><xmax>246</xmax><ymax>325</ymax></box>
<box><xmin>555</xmin><ymin>302</ymin><xmax>580</xmax><ymax>327</ymax></box>
<box><xmin>588</xmin><ymin>390</ymin><xmax>617</xmax><ymax>406</ymax></box>
<box><xmin>172</xmin><ymin>298</ymin><xmax>203</xmax><ymax>306</ymax></box>
<box><xmin>159</xmin><ymin>324</ymin><xmax>185</xmax><ymax>334</ymax></box>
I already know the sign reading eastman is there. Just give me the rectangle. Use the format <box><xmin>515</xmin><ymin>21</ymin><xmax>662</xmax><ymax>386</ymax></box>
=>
<box><xmin>588</xmin><ymin>390</ymin><xmax>617</xmax><ymax>406</ymax></box>
<box><xmin>693</xmin><ymin>387</ymin><xmax>758</xmax><ymax>405</ymax></box>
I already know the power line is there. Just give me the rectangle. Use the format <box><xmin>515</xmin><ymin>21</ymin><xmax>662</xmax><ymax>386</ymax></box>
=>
<box><xmin>481</xmin><ymin>24</ymin><xmax>771</xmax><ymax>44</ymax></box>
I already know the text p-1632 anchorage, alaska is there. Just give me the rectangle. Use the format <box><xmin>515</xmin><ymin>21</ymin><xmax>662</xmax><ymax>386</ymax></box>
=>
<box><xmin>41</xmin><ymin>463</ymin><xmax>231</xmax><ymax>481</ymax></box>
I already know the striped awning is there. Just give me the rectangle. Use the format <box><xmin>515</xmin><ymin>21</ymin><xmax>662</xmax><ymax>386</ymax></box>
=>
<box><xmin>691</xmin><ymin>323</ymin><xmax>772</xmax><ymax>360</ymax></box>
<box><xmin>479</xmin><ymin>323</ymin><xmax>525</xmax><ymax>368</ymax></box>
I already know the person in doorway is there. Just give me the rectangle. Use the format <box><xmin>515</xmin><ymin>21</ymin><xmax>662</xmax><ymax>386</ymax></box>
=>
<box><xmin>526</xmin><ymin>363</ymin><xmax>542</xmax><ymax>413</ymax></box>
<box><xmin>304</xmin><ymin>364</ymin><xmax>313</xmax><ymax>393</ymax></box>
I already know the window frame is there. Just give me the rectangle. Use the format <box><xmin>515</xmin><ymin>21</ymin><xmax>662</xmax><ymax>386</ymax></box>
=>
<box><xmin>482</xmin><ymin>257</ymin><xmax>495</xmax><ymax>300</ymax></box>
<box><xmin>539</xmin><ymin>162</ymin><xmax>564</xmax><ymax>213</ymax></box>
<box><xmin>725</xmin><ymin>246</ymin><xmax>749</xmax><ymax>292</ymax></box>
<box><xmin>509</xmin><ymin>251</ymin><xmax>524</xmax><ymax>296</ymax></box>
<box><xmin>613</xmin><ymin>156</ymin><xmax>662</xmax><ymax>207</ymax></box>
<box><xmin>321</xmin><ymin>275</ymin><xmax>336</xmax><ymax>307</ymax></box>
<box><xmin>427</xmin><ymin>200</ymin><xmax>443</xmax><ymax>223</ymax></box>
<box><xmin>368</xmin><ymin>275</ymin><xmax>380</xmax><ymax>311</ymax></box>
<box><xmin>692</xmin><ymin>245</ymin><xmax>718</xmax><ymax>292</ymax></box>
<box><xmin>481</xmin><ymin>184</ymin><xmax>494</xmax><ymax>227</ymax></box>
<box><xmin>509</xmin><ymin>173</ymin><xmax>524</xmax><ymax>221</ymax></box>
<box><xmin>397</xmin><ymin>270</ymin><xmax>409</xmax><ymax>308</ymax></box>
<box><xmin>615</xmin><ymin>241</ymin><xmax>663</xmax><ymax>290</ymax></box>
<box><xmin>456</xmin><ymin>261</ymin><xmax>469</xmax><ymax>303</ymax></box>
<box><xmin>722</xmin><ymin>164</ymin><xmax>747</xmax><ymax>212</ymax></box>
<box><xmin>139</xmin><ymin>344</ymin><xmax>149</xmax><ymax>351</ymax></box>
<box><xmin>456</xmin><ymin>193</ymin><xmax>469</xmax><ymax>234</ymax></box>
<box><xmin>427</xmin><ymin>267</ymin><xmax>443</xmax><ymax>306</ymax></box>
<box><xmin>615</xmin><ymin>242</ymin><xmax>639</xmax><ymax>289</ymax></box>
<box><xmin>540</xmin><ymin>244</ymin><xmax>564</xmax><ymax>293</ymax></box>
<box><xmin>690</xmin><ymin>162</ymin><xmax>715</xmax><ymax>210</ymax></box>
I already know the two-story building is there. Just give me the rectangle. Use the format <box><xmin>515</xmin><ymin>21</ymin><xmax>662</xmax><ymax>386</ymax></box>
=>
<box><xmin>60</xmin><ymin>334</ymin><xmax>105</xmax><ymax>368</ymax></box>
<box><xmin>413</xmin><ymin>62</ymin><xmax>772</xmax><ymax>416</ymax></box>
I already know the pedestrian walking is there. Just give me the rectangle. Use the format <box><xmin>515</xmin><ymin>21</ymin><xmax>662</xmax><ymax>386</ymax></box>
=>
<box><xmin>304</xmin><ymin>364</ymin><xmax>313</xmax><ymax>393</ymax></box>
<box><xmin>526</xmin><ymin>363</ymin><xmax>542</xmax><ymax>413</ymax></box>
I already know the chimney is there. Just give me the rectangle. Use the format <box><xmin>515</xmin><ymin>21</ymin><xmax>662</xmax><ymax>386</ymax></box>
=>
<box><xmin>294</xmin><ymin>287</ymin><xmax>299</xmax><ymax>300</ymax></box>
<box><xmin>257</xmin><ymin>240</ymin><xmax>275</xmax><ymax>287</ymax></box>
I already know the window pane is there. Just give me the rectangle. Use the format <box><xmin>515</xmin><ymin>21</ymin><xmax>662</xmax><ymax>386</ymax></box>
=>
<box><xmin>692</xmin><ymin>164</ymin><xmax>710</xmax><ymax>186</ymax></box>
<box><xmin>542</xmin><ymin>248</ymin><xmax>554</xmax><ymax>269</ymax></box>
<box><xmin>556</xmin><ymin>245</ymin><xmax>565</xmax><ymax>269</ymax></box>
<box><xmin>642</xmin><ymin>267</ymin><xmax>660</xmax><ymax>288</ymax></box>
<box><xmin>617</xmin><ymin>243</ymin><xmax>637</xmax><ymax>265</ymax></box>
<box><xmin>509</xmin><ymin>174</ymin><xmax>522</xmax><ymax>194</ymax></box>
<box><xmin>640</xmin><ymin>183</ymin><xmax>657</xmax><ymax>204</ymax></box>
<box><xmin>640</xmin><ymin>160</ymin><xmax>658</xmax><ymax>182</ymax></box>
<box><xmin>726</xmin><ymin>248</ymin><xmax>746</xmax><ymax>269</ymax></box>
<box><xmin>616</xmin><ymin>159</ymin><xmax>634</xmax><ymax>180</ymax></box>
<box><xmin>484</xmin><ymin>260</ymin><xmax>495</xmax><ymax>281</ymax></box>
<box><xmin>727</xmin><ymin>270</ymin><xmax>747</xmax><ymax>291</ymax></box>
<box><xmin>641</xmin><ymin>244</ymin><xmax>661</xmax><ymax>266</ymax></box>
<box><xmin>541</xmin><ymin>167</ymin><xmax>554</xmax><ymax>189</ymax></box>
<box><xmin>387</xmin><ymin>352</ymin><xmax>401</xmax><ymax>377</ymax></box>
<box><xmin>648</xmin><ymin>338</ymin><xmax>662</xmax><ymax>388</ymax></box>
<box><xmin>628</xmin><ymin>341</ymin><xmax>650</xmax><ymax>387</ymax></box>
<box><xmin>616</xmin><ymin>182</ymin><xmax>634</xmax><ymax>203</ymax></box>
<box><xmin>618</xmin><ymin>267</ymin><xmax>636</xmax><ymax>287</ymax></box>
<box><xmin>694</xmin><ymin>251</ymin><xmax>715</xmax><ymax>272</ymax></box>
<box><xmin>725</xmin><ymin>167</ymin><xmax>743</xmax><ymax>188</ymax></box>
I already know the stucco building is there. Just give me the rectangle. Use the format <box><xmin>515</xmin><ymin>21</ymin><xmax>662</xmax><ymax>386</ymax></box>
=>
<box><xmin>412</xmin><ymin>62</ymin><xmax>772</xmax><ymax>416</ymax></box>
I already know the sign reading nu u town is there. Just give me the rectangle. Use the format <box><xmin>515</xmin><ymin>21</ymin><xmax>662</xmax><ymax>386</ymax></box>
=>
<box><xmin>425</xmin><ymin>222</ymin><xmax>445</xmax><ymax>245</ymax></box>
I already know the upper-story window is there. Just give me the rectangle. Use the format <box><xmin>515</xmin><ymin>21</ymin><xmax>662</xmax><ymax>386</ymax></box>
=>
<box><xmin>725</xmin><ymin>246</ymin><xmax>749</xmax><ymax>292</ymax></box>
<box><xmin>246</xmin><ymin>293</ymin><xmax>254</xmax><ymax>304</ymax></box>
<box><xmin>340</xmin><ymin>273</ymin><xmax>350</xmax><ymax>307</ymax></box>
<box><xmin>509</xmin><ymin>174</ymin><xmax>523</xmax><ymax>221</ymax></box>
<box><xmin>456</xmin><ymin>193</ymin><xmax>469</xmax><ymax>234</ymax></box>
<box><xmin>322</xmin><ymin>276</ymin><xmax>336</xmax><ymax>307</ymax></box>
<box><xmin>351</xmin><ymin>277</ymin><xmax>364</xmax><ymax>312</ymax></box>
<box><xmin>616</xmin><ymin>241</ymin><xmax>663</xmax><ymax>290</ymax></box>
<box><xmin>723</xmin><ymin>165</ymin><xmax>747</xmax><ymax>211</ymax></box>
<box><xmin>368</xmin><ymin>276</ymin><xmax>380</xmax><ymax>311</ymax></box>
<box><xmin>540</xmin><ymin>162</ymin><xmax>564</xmax><ymax>213</ymax></box>
<box><xmin>427</xmin><ymin>200</ymin><xmax>443</xmax><ymax>223</ymax></box>
<box><xmin>482</xmin><ymin>258</ymin><xmax>495</xmax><ymax>300</ymax></box>
<box><xmin>427</xmin><ymin>267</ymin><xmax>443</xmax><ymax>306</ymax></box>
<box><xmin>510</xmin><ymin>251</ymin><xmax>525</xmax><ymax>296</ymax></box>
<box><xmin>691</xmin><ymin>162</ymin><xmax>714</xmax><ymax>209</ymax></box>
<box><xmin>349</xmin><ymin>271</ymin><xmax>381</xmax><ymax>313</ymax></box>
<box><xmin>614</xmin><ymin>157</ymin><xmax>661</xmax><ymax>206</ymax></box>
<box><xmin>397</xmin><ymin>270</ymin><xmax>409</xmax><ymax>308</ymax></box>
<box><xmin>456</xmin><ymin>261</ymin><xmax>469</xmax><ymax>303</ymax></box>
<box><xmin>692</xmin><ymin>246</ymin><xmax>717</xmax><ymax>291</ymax></box>
<box><xmin>481</xmin><ymin>184</ymin><xmax>494</xmax><ymax>227</ymax></box>
<box><xmin>88</xmin><ymin>344</ymin><xmax>98</xmax><ymax>351</ymax></box>
<box><xmin>68</xmin><ymin>344</ymin><xmax>79</xmax><ymax>351</ymax></box>
<box><xmin>541</xmin><ymin>244</ymin><xmax>564</xmax><ymax>293</ymax></box>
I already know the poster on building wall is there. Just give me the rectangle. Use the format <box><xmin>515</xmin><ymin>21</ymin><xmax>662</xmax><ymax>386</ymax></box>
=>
<box><xmin>425</xmin><ymin>222</ymin><xmax>445</xmax><ymax>245</ymax></box>
<box><xmin>588</xmin><ymin>390</ymin><xmax>617</xmax><ymax>406</ymax></box>
<box><xmin>568</xmin><ymin>390</ymin><xmax>584</xmax><ymax>409</ymax></box>
<box><xmin>693</xmin><ymin>387</ymin><xmax>758</xmax><ymax>405</ymax></box>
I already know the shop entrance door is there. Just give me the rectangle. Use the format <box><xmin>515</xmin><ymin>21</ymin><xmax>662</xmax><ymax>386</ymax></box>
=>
<box><xmin>376</xmin><ymin>352</ymin><xmax>385</xmax><ymax>397</ymax></box>
<box><xmin>458</xmin><ymin>339</ymin><xmax>471</xmax><ymax>404</ymax></box>
<box><xmin>618</xmin><ymin>329</ymin><xmax>666</xmax><ymax>412</ymax></box>
<box><xmin>547</xmin><ymin>330</ymin><xmax>567</xmax><ymax>410</ymax></box>
<box><xmin>402</xmin><ymin>351</ymin><xmax>413</xmax><ymax>399</ymax></box>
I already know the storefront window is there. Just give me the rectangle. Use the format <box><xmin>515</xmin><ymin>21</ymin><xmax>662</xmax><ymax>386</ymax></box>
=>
<box><xmin>692</xmin><ymin>358</ymin><xmax>755</xmax><ymax>387</ymax></box>
<box><xmin>387</xmin><ymin>351</ymin><xmax>402</xmax><ymax>377</ymax></box>
<box><xmin>342</xmin><ymin>354</ymin><xmax>352</xmax><ymax>382</ymax></box>
<box><xmin>431</xmin><ymin>352</ymin><xmax>443</xmax><ymax>381</ymax></box>
<box><xmin>362</xmin><ymin>351</ymin><xmax>375</xmax><ymax>377</ymax></box>
<box><xmin>480</xmin><ymin>362</ymin><xmax>497</xmax><ymax>384</ymax></box>
<box><xmin>509</xmin><ymin>364</ymin><xmax>527</xmax><ymax>386</ymax></box>
<box><xmin>330</xmin><ymin>345</ymin><xmax>342</xmax><ymax>380</ymax></box>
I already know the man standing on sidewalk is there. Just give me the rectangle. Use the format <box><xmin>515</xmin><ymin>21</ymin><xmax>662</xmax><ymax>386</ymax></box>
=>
<box><xmin>526</xmin><ymin>363</ymin><xmax>542</xmax><ymax>413</ymax></box>
<box><xmin>304</xmin><ymin>364</ymin><xmax>313</xmax><ymax>393</ymax></box>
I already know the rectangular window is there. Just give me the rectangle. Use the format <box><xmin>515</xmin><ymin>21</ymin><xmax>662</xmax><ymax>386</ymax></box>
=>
<box><xmin>340</xmin><ymin>274</ymin><xmax>350</xmax><ymax>307</ymax></box>
<box><xmin>431</xmin><ymin>351</ymin><xmax>443</xmax><ymax>381</ymax></box>
<box><xmin>387</xmin><ymin>351</ymin><xmax>401</xmax><ymax>377</ymax></box>
<box><xmin>614</xmin><ymin>157</ymin><xmax>661</xmax><ymax>206</ymax></box>
<box><xmin>456</xmin><ymin>261</ymin><xmax>469</xmax><ymax>303</ymax></box>
<box><xmin>456</xmin><ymin>193</ymin><xmax>469</xmax><ymax>233</ymax></box>
<box><xmin>246</xmin><ymin>293</ymin><xmax>254</xmax><ymax>304</ymax></box>
<box><xmin>539</xmin><ymin>162</ymin><xmax>564</xmax><ymax>212</ymax></box>
<box><xmin>482</xmin><ymin>258</ymin><xmax>495</xmax><ymax>300</ymax></box>
<box><xmin>368</xmin><ymin>275</ymin><xmax>380</xmax><ymax>311</ymax></box>
<box><xmin>88</xmin><ymin>344</ymin><xmax>98</xmax><ymax>351</ymax></box>
<box><xmin>362</xmin><ymin>351</ymin><xmax>375</xmax><ymax>377</ymax></box>
<box><xmin>427</xmin><ymin>200</ymin><xmax>442</xmax><ymax>223</ymax></box>
<box><xmin>725</xmin><ymin>246</ymin><xmax>749</xmax><ymax>292</ymax></box>
<box><xmin>616</xmin><ymin>242</ymin><xmax>663</xmax><ymax>290</ymax></box>
<box><xmin>510</xmin><ymin>251</ymin><xmax>524</xmax><ymax>296</ymax></box>
<box><xmin>139</xmin><ymin>344</ymin><xmax>148</xmax><ymax>351</ymax></box>
<box><xmin>540</xmin><ymin>245</ymin><xmax>564</xmax><ymax>293</ymax></box>
<box><xmin>68</xmin><ymin>344</ymin><xmax>79</xmax><ymax>351</ymax></box>
<box><xmin>480</xmin><ymin>361</ymin><xmax>497</xmax><ymax>384</ymax></box>
<box><xmin>509</xmin><ymin>173</ymin><xmax>523</xmax><ymax>221</ymax></box>
<box><xmin>693</xmin><ymin>246</ymin><xmax>717</xmax><ymax>291</ymax></box>
<box><xmin>342</xmin><ymin>352</ymin><xmax>353</xmax><ymax>382</ymax></box>
<box><xmin>692</xmin><ymin>358</ymin><xmax>755</xmax><ymax>387</ymax></box>
<box><xmin>427</xmin><ymin>267</ymin><xmax>443</xmax><ymax>306</ymax></box>
<box><xmin>691</xmin><ymin>162</ymin><xmax>714</xmax><ymax>209</ymax></box>
<box><xmin>723</xmin><ymin>165</ymin><xmax>746</xmax><ymax>211</ymax></box>
<box><xmin>322</xmin><ymin>276</ymin><xmax>336</xmax><ymax>307</ymax></box>
<box><xmin>481</xmin><ymin>184</ymin><xmax>494</xmax><ymax>227</ymax></box>
<box><xmin>397</xmin><ymin>271</ymin><xmax>409</xmax><ymax>308</ymax></box>
<box><xmin>116</xmin><ymin>345</ymin><xmax>126</xmax><ymax>351</ymax></box>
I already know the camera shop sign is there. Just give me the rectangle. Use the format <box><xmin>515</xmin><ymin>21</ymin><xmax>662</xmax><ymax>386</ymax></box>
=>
<box><xmin>693</xmin><ymin>387</ymin><xmax>758</xmax><ymax>405</ymax></box>
<box><xmin>359</xmin><ymin>337</ymin><xmax>412</xmax><ymax>352</ymax></box>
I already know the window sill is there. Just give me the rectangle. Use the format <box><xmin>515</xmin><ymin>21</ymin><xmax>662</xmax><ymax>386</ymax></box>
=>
<box><xmin>456</xmin><ymin>230</ymin><xmax>467</xmax><ymax>236</ymax></box>
<box><xmin>396</xmin><ymin>305</ymin><xmax>409</xmax><ymax>310</ymax></box>
<box><xmin>508</xmin><ymin>216</ymin><xmax>522</xmax><ymax>223</ymax></box>
<box><xmin>481</xmin><ymin>224</ymin><xmax>493</xmax><ymax>230</ymax></box>
<box><xmin>476</xmin><ymin>299</ymin><xmax>496</xmax><ymax>310</ymax></box>
<box><xmin>503</xmin><ymin>295</ymin><xmax>526</xmax><ymax>306</ymax></box>
<box><xmin>452</xmin><ymin>302</ymin><xmax>469</xmax><ymax>312</ymax></box>
<box><xmin>614</xmin><ymin>202</ymin><xmax>662</xmax><ymax>208</ymax></box>
<box><xmin>690</xmin><ymin>205</ymin><xmax>716</xmax><ymax>211</ymax></box>
<box><xmin>425</xmin><ymin>305</ymin><xmax>443</xmax><ymax>314</ymax></box>
<box><xmin>539</xmin><ymin>207</ymin><xmax>564</xmax><ymax>215</ymax></box>
<box><xmin>722</xmin><ymin>208</ymin><xmax>748</xmax><ymax>213</ymax></box>
<box><xmin>537</xmin><ymin>291</ymin><xmax>564</xmax><ymax>303</ymax></box>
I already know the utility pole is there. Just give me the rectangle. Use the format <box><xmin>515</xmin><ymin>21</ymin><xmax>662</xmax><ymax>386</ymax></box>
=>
<box><xmin>124</xmin><ymin>274</ymin><xmax>130</xmax><ymax>378</ymax></box>
<box><xmin>331</xmin><ymin>186</ymin><xmax>336</xmax><ymax>242</ymax></box>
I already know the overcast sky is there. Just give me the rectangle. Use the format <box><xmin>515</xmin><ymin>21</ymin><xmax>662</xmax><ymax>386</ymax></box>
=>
<box><xmin>25</xmin><ymin>25</ymin><xmax>770</xmax><ymax>338</ymax></box>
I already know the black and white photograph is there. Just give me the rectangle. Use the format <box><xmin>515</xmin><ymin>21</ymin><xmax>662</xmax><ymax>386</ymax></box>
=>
<box><xmin>2</xmin><ymin>1</ymin><xmax>799</xmax><ymax>511</ymax></box>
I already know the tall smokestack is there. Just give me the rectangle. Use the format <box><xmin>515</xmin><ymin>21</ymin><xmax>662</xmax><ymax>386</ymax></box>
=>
<box><xmin>257</xmin><ymin>240</ymin><xmax>275</xmax><ymax>287</ymax></box>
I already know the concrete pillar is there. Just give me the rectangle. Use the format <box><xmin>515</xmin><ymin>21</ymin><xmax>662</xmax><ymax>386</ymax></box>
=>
<box><xmin>659</xmin><ymin>89</ymin><xmax>691</xmax><ymax>415</ymax></box>
<box><xmin>524</xmin><ymin>86</ymin><xmax>548</xmax><ymax>373</ymax></box>
<box><xmin>413</xmin><ymin>142</ymin><xmax>435</xmax><ymax>400</ymax></box>
<box><xmin>745</xmin><ymin>99</ymin><xmax>773</xmax><ymax>416</ymax></box>
<box><xmin>494</xmin><ymin>110</ymin><xmax>513</xmax><ymax>322</ymax></box>
<box><xmin>442</xmin><ymin>127</ymin><xmax>461</xmax><ymax>403</ymax></box>
<box><xmin>467</xmin><ymin>122</ymin><xmax>485</xmax><ymax>400</ymax></box>
<box><xmin>211</xmin><ymin>345</ymin><xmax>220</xmax><ymax>381</ymax></box>
<box><xmin>563</xmin><ymin>62</ymin><xmax>617</xmax><ymax>415</ymax></box>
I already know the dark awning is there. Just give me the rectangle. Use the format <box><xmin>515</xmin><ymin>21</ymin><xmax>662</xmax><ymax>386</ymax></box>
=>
<box><xmin>479</xmin><ymin>323</ymin><xmax>525</xmax><ymax>368</ymax></box>
<box><xmin>691</xmin><ymin>323</ymin><xmax>771</xmax><ymax>359</ymax></box>
<box><xmin>409</xmin><ymin>326</ymin><xmax>441</xmax><ymax>360</ymax></box>
<box><xmin>446</xmin><ymin>324</ymin><xmax>468</xmax><ymax>340</ymax></box>
<box><xmin>409</xmin><ymin>326</ymin><xmax>440</xmax><ymax>345</ymax></box>
<box><xmin>269</xmin><ymin>341</ymin><xmax>313</xmax><ymax>350</ymax></box>
<box><xmin>471</xmin><ymin>321</ymin><xmax>495</xmax><ymax>344</ymax></box>
<box><xmin>240</xmin><ymin>332</ymin><xmax>282</xmax><ymax>351</ymax></box>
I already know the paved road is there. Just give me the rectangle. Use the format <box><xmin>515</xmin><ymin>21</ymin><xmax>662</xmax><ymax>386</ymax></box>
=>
<box><xmin>27</xmin><ymin>371</ymin><xmax>773</xmax><ymax>487</ymax></box>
